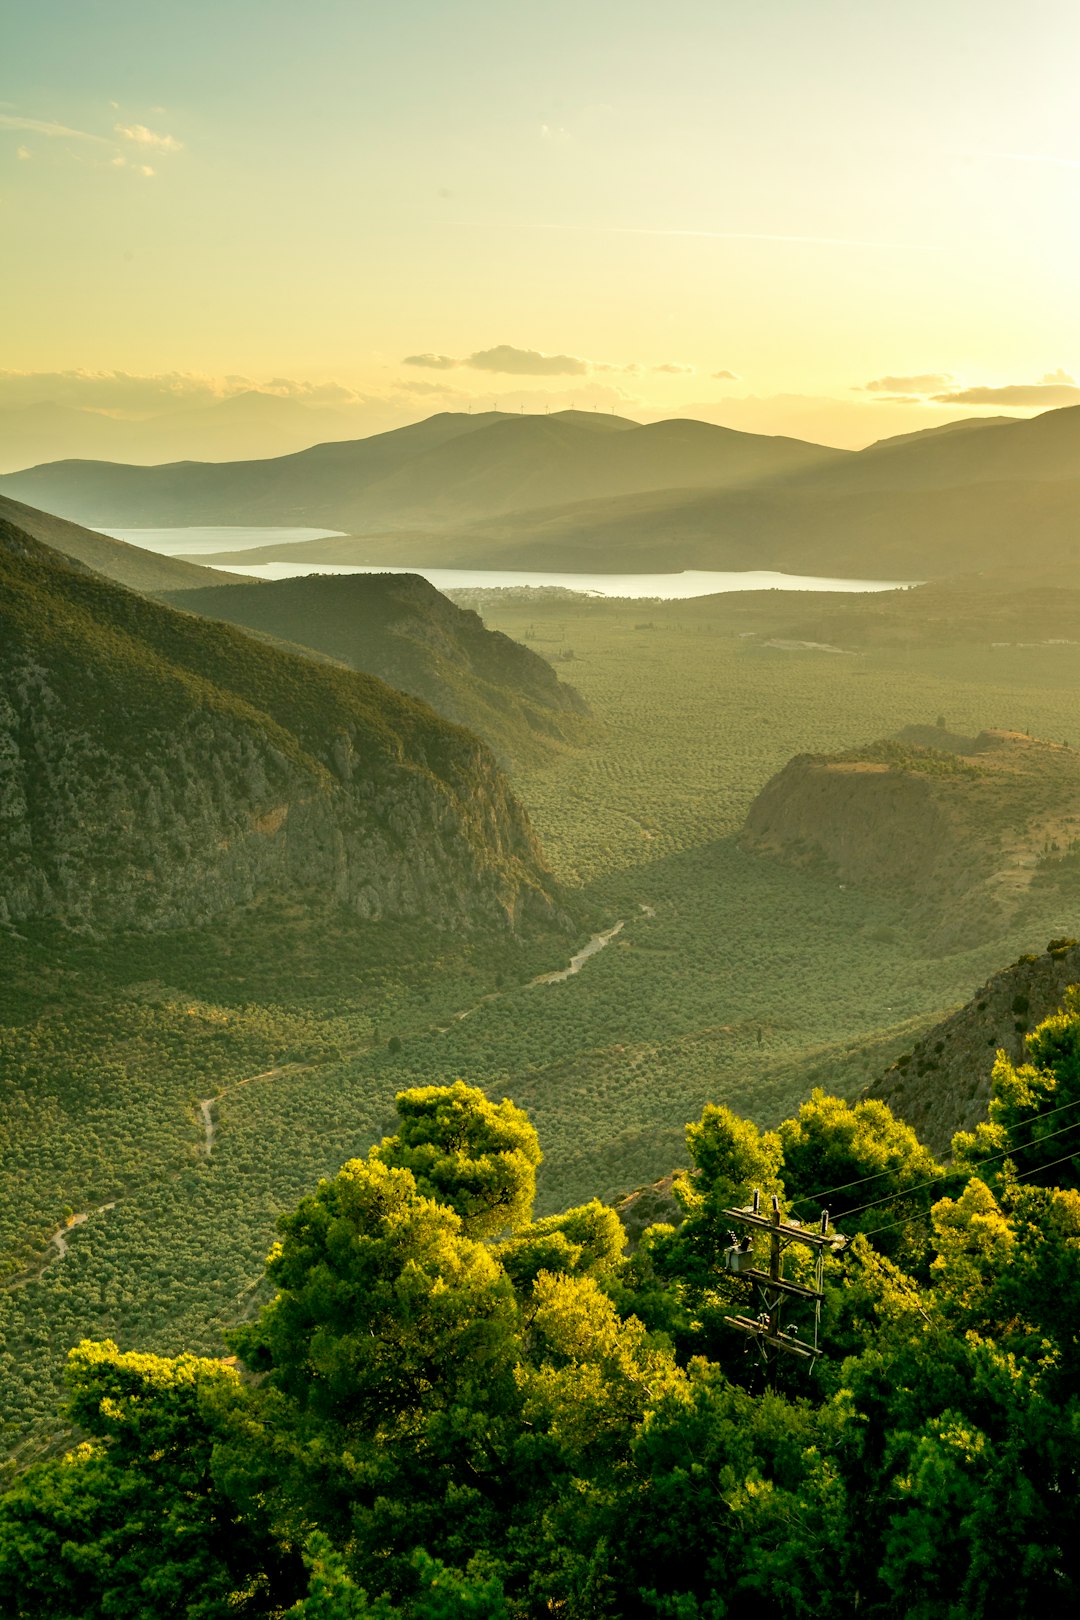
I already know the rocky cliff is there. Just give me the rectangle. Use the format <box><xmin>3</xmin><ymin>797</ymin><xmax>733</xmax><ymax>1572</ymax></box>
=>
<box><xmin>864</xmin><ymin>937</ymin><xmax>1080</xmax><ymax>1154</ymax></box>
<box><xmin>0</xmin><ymin>522</ymin><xmax>560</xmax><ymax>937</ymax></box>
<box><xmin>743</xmin><ymin>729</ymin><xmax>1080</xmax><ymax>949</ymax></box>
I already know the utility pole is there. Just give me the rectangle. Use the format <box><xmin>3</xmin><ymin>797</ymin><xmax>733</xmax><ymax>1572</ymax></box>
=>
<box><xmin>721</xmin><ymin>1189</ymin><xmax>845</xmax><ymax>1380</ymax></box>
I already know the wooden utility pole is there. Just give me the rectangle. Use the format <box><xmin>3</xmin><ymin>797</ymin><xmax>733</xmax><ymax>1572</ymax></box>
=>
<box><xmin>721</xmin><ymin>1189</ymin><xmax>845</xmax><ymax>1379</ymax></box>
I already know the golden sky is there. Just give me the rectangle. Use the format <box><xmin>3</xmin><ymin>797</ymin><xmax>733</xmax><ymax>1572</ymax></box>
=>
<box><xmin>4</xmin><ymin>0</ymin><xmax>1080</xmax><ymax>451</ymax></box>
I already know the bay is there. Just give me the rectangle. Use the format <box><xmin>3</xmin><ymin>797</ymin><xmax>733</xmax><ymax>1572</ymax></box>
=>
<box><xmin>101</xmin><ymin>527</ymin><xmax>916</xmax><ymax>599</ymax></box>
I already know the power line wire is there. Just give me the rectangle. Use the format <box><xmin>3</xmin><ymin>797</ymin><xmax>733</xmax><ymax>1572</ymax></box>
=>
<box><xmin>787</xmin><ymin>1091</ymin><xmax>1080</xmax><ymax>1215</ymax></box>
<box><xmin>857</xmin><ymin>1148</ymin><xmax>1080</xmax><ymax>1243</ymax></box>
<box><xmin>839</xmin><ymin>1113</ymin><xmax>1080</xmax><ymax>1221</ymax></box>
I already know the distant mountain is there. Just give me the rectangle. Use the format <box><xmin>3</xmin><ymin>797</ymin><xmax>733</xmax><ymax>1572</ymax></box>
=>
<box><xmin>864</xmin><ymin>415</ymin><xmax>1015</xmax><ymax>452</ymax></box>
<box><xmin>743</xmin><ymin>728</ymin><xmax>1080</xmax><ymax>950</ymax></box>
<box><xmin>0</xmin><ymin>410</ymin><xmax>845</xmax><ymax>532</ymax></box>
<box><xmin>864</xmin><ymin>936</ymin><xmax>1080</xmax><ymax>1154</ymax></box>
<box><xmin>164</xmin><ymin>571</ymin><xmax>596</xmax><ymax>769</ymax></box>
<box><xmin>398</xmin><ymin>469</ymin><xmax>1080</xmax><ymax>580</ymax></box>
<box><xmin>0</xmin><ymin>492</ymin><xmax>244</xmax><ymax>594</ymax></box>
<box><xmin>0</xmin><ymin>390</ymin><xmax>372</xmax><ymax>473</ymax></box>
<box><xmin>796</xmin><ymin>402</ymin><xmax>1080</xmax><ymax>496</ymax></box>
<box><xmin>0</xmin><ymin>521</ymin><xmax>558</xmax><ymax>936</ymax></box>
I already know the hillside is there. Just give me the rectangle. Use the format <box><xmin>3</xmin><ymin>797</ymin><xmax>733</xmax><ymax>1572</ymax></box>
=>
<box><xmin>0</xmin><ymin>409</ymin><xmax>845</xmax><ymax>533</ymax></box>
<box><xmin>864</xmin><ymin>936</ymin><xmax>1080</xmax><ymax>1153</ymax></box>
<box><xmin>0</xmin><ymin>492</ymin><xmax>243</xmax><ymax>593</ymax></box>
<box><xmin>164</xmin><ymin>571</ymin><xmax>595</xmax><ymax>769</ymax></box>
<box><xmin>743</xmin><ymin>728</ymin><xmax>1080</xmax><ymax>949</ymax></box>
<box><xmin>375</xmin><ymin>470</ymin><xmax>1080</xmax><ymax>581</ymax></box>
<box><xmin>0</xmin><ymin>520</ymin><xmax>558</xmax><ymax>936</ymax></box>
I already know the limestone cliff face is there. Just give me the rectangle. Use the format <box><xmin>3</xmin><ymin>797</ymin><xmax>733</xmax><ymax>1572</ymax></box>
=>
<box><xmin>0</xmin><ymin>522</ymin><xmax>560</xmax><ymax>937</ymax></box>
<box><xmin>742</xmin><ymin>731</ymin><xmax>1080</xmax><ymax>949</ymax></box>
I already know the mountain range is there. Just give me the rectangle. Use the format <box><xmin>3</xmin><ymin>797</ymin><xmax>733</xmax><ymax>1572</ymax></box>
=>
<box><xmin>0</xmin><ymin>390</ymin><xmax>379</xmax><ymax>474</ymax></box>
<box><xmin>0</xmin><ymin>409</ymin><xmax>844</xmax><ymax>532</ymax></box>
<box><xmin>5</xmin><ymin>403</ymin><xmax>1079</xmax><ymax>581</ymax></box>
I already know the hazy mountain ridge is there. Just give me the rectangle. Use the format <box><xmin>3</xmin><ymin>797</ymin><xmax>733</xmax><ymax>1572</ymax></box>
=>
<box><xmin>72</xmin><ymin>403</ymin><xmax>1080</xmax><ymax>584</ymax></box>
<box><xmin>0</xmin><ymin>521</ymin><xmax>559</xmax><ymax>936</ymax></box>
<box><xmin>0</xmin><ymin>409</ymin><xmax>846</xmax><ymax>533</ymax></box>
<box><xmin>164</xmin><ymin>571</ymin><xmax>596</xmax><ymax>769</ymax></box>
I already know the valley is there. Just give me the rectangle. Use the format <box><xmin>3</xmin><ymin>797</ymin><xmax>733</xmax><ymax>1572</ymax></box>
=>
<box><xmin>6</xmin><ymin>574</ymin><xmax>1080</xmax><ymax>1476</ymax></box>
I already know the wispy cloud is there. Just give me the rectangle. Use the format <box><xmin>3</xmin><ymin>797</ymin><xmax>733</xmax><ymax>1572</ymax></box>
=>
<box><xmin>861</xmin><ymin>373</ymin><xmax>955</xmax><ymax>394</ymax></box>
<box><xmin>653</xmin><ymin>362</ymin><xmax>694</xmax><ymax>375</ymax></box>
<box><xmin>522</xmin><ymin>221</ymin><xmax>936</xmax><ymax>251</ymax></box>
<box><xmin>403</xmin><ymin>353</ymin><xmax>460</xmax><ymax>371</ymax></box>
<box><xmin>932</xmin><ymin>373</ymin><xmax>1080</xmax><ymax>408</ymax></box>
<box><xmin>712</xmin><ymin>369</ymin><xmax>738</xmax><ymax>381</ymax></box>
<box><xmin>114</xmin><ymin>122</ymin><xmax>182</xmax><ymax>152</ymax></box>
<box><xmin>0</xmin><ymin>112</ymin><xmax>111</xmax><ymax>145</ymax></box>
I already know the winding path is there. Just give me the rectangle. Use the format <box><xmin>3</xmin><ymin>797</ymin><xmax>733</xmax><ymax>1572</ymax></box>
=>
<box><xmin>197</xmin><ymin>1067</ymin><xmax>288</xmax><ymax>1159</ymax></box>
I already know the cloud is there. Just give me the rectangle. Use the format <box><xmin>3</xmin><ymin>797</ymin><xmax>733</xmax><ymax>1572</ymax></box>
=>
<box><xmin>466</xmin><ymin>345</ymin><xmax>589</xmax><ymax>376</ymax></box>
<box><xmin>403</xmin><ymin>353</ymin><xmax>460</xmax><ymax>370</ymax></box>
<box><xmin>861</xmin><ymin>373</ymin><xmax>954</xmax><ymax>394</ymax></box>
<box><xmin>0</xmin><ymin>369</ymin><xmax>379</xmax><ymax>417</ymax></box>
<box><xmin>0</xmin><ymin>112</ymin><xmax>110</xmax><ymax>145</ymax></box>
<box><xmin>653</xmin><ymin>363</ymin><xmax>694</xmax><ymax>375</ymax></box>
<box><xmin>403</xmin><ymin>345</ymin><xmax>590</xmax><ymax>376</ymax></box>
<box><xmin>16</xmin><ymin>144</ymin><xmax>30</xmax><ymax>160</ymax></box>
<box><xmin>114</xmin><ymin>122</ymin><xmax>182</xmax><ymax>152</ymax></box>
<box><xmin>540</xmin><ymin>123</ymin><xmax>570</xmax><ymax>142</ymax></box>
<box><xmin>400</xmin><ymin>379</ymin><xmax>465</xmax><ymax>397</ymax></box>
<box><xmin>931</xmin><ymin>381</ymin><xmax>1080</xmax><ymax>407</ymax></box>
<box><xmin>712</xmin><ymin>369</ymin><xmax>738</xmax><ymax>381</ymax></box>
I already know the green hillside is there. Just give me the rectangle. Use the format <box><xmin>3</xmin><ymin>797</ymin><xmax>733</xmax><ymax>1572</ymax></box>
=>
<box><xmin>0</xmin><ymin>519</ymin><xmax>557</xmax><ymax>936</ymax></box>
<box><xmin>0</xmin><ymin>492</ymin><xmax>244</xmax><ymax>593</ymax></box>
<box><xmin>165</xmin><ymin>570</ymin><xmax>596</xmax><ymax>769</ymax></box>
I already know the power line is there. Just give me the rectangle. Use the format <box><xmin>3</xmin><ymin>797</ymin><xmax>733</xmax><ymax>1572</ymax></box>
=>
<box><xmin>857</xmin><ymin>1147</ymin><xmax>1080</xmax><ymax>1243</ymax></box>
<box><xmin>839</xmin><ymin>1113</ymin><xmax>1080</xmax><ymax>1222</ymax></box>
<box><xmin>787</xmin><ymin>1091</ymin><xmax>1080</xmax><ymax>1214</ymax></box>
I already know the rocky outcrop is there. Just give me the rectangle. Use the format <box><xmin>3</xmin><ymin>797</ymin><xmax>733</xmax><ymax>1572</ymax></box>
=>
<box><xmin>0</xmin><ymin>522</ymin><xmax>561</xmax><ymax>937</ymax></box>
<box><xmin>742</xmin><ymin>730</ymin><xmax>1080</xmax><ymax>949</ymax></box>
<box><xmin>865</xmin><ymin>938</ymin><xmax>1080</xmax><ymax>1154</ymax></box>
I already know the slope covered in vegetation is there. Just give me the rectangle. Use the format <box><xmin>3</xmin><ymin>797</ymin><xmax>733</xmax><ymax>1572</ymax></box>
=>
<box><xmin>164</xmin><ymin>570</ymin><xmax>596</xmax><ymax>769</ymax></box>
<box><xmin>0</xmin><ymin>521</ymin><xmax>557</xmax><ymax>935</ymax></box>
<box><xmin>0</xmin><ymin>492</ymin><xmax>243</xmax><ymax>593</ymax></box>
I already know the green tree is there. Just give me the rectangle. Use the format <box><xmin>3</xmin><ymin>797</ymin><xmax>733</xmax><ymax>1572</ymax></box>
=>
<box><xmin>226</xmin><ymin>1152</ymin><xmax>522</xmax><ymax>1584</ymax></box>
<box><xmin>0</xmin><ymin>1341</ymin><xmax>293</xmax><ymax>1619</ymax></box>
<box><xmin>374</xmin><ymin>1081</ymin><xmax>541</xmax><ymax>1237</ymax></box>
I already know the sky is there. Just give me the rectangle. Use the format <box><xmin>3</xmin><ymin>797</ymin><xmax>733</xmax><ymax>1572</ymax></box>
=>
<box><xmin>4</xmin><ymin>0</ymin><xmax>1080</xmax><ymax>452</ymax></box>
